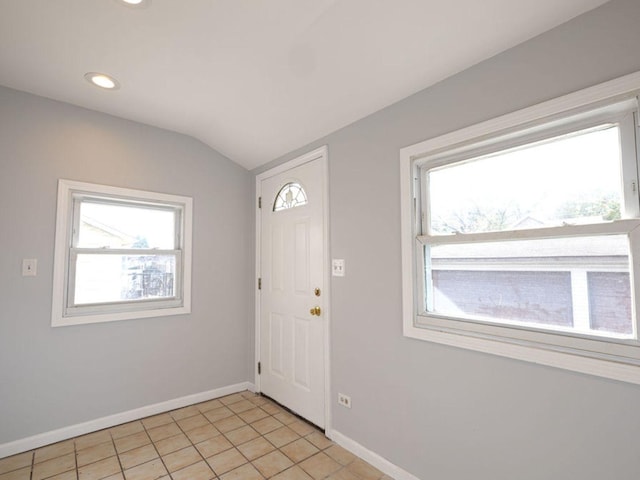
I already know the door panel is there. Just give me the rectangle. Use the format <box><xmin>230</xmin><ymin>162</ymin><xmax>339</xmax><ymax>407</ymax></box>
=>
<box><xmin>294</xmin><ymin>317</ymin><xmax>311</xmax><ymax>390</ymax></box>
<box><xmin>269</xmin><ymin>313</ymin><xmax>285</xmax><ymax>377</ymax></box>
<box><xmin>271</xmin><ymin>226</ymin><xmax>284</xmax><ymax>292</ymax></box>
<box><xmin>294</xmin><ymin>220</ymin><xmax>310</xmax><ymax>294</ymax></box>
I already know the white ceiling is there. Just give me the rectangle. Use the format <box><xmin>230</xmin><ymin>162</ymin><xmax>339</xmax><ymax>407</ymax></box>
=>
<box><xmin>0</xmin><ymin>0</ymin><xmax>609</xmax><ymax>170</ymax></box>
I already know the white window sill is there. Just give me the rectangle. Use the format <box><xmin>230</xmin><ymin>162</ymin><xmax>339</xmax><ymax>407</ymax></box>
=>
<box><xmin>404</xmin><ymin>321</ymin><xmax>640</xmax><ymax>384</ymax></box>
<box><xmin>52</xmin><ymin>305</ymin><xmax>191</xmax><ymax>327</ymax></box>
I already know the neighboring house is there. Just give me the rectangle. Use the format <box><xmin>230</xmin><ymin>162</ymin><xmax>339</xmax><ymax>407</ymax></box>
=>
<box><xmin>510</xmin><ymin>215</ymin><xmax>545</xmax><ymax>230</ymax></box>
<box><xmin>432</xmin><ymin>234</ymin><xmax>631</xmax><ymax>334</ymax></box>
<box><xmin>79</xmin><ymin>216</ymin><xmax>137</xmax><ymax>248</ymax></box>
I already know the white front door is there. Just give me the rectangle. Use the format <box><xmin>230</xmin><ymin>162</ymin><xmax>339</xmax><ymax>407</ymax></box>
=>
<box><xmin>258</xmin><ymin>150</ymin><xmax>327</xmax><ymax>428</ymax></box>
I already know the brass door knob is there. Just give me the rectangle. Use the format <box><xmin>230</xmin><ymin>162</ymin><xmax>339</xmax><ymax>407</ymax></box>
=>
<box><xmin>310</xmin><ymin>306</ymin><xmax>321</xmax><ymax>316</ymax></box>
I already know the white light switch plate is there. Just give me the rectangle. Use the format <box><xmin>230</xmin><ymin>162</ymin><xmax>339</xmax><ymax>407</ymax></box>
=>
<box><xmin>332</xmin><ymin>259</ymin><xmax>345</xmax><ymax>277</ymax></box>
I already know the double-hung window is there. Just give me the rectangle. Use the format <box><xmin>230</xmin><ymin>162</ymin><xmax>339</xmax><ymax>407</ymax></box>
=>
<box><xmin>400</xmin><ymin>72</ymin><xmax>640</xmax><ymax>384</ymax></box>
<box><xmin>52</xmin><ymin>180</ymin><xmax>192</xmax><ymax>326</ymax></box>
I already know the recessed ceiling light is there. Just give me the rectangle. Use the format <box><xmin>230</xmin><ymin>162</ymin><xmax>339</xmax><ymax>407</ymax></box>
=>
<box><xmin>115</xmin><ymin>0</ymin><xmax>151</xmax><ymax>7</ymax></box>
<box><xmin>84</xmin><ymin>72</ymin><xmax>120</xmax><ymax>90</ymax></box>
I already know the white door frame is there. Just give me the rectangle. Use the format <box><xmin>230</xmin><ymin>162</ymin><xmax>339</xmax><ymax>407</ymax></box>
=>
<box><xmin>255</xmin><ymin>145</ymin><xmax>331</xmax><ymax>430</ymax></box>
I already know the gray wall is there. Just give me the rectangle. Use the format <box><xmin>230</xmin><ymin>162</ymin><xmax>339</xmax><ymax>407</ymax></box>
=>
<box><xmin>0</xmin><ymin>87</ymin><xmax>253</xmax><ymax>444</ymax></box>
<box><xmin>3</xmin><ymin>0</ymin><xmax>640</xmax><ymax>478</ymax></box>
<box><xmin>257</xmin><ymin>1</ymin><xmax>640</xmax><ymax>478</ymax></box>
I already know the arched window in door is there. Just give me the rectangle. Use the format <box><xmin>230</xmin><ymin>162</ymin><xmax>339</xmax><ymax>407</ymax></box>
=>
<box><xmin>273</xmin><ymin>182</ymin><xmax>308</xmax><ymax>211</ymax></box>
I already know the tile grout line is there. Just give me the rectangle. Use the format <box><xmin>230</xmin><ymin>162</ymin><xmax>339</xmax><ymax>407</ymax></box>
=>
<box><xmin>216</xmin><ymin>413</ymin><xmax>263</xmax><ymax>475</ymax></box>
<box><xmin>223</xmin><ymin>400</ymin><xmax>335</xmax><ymax>479</ymax></box>
<box><xmin>139</xmin><ymin>416</ymin><xmax>179</xmax><ymax>480</ymax></box>
<box><xmin>75</xmin><ymin>430</ymin><xmax>117</xmax><ymax>480</ymax></box>
<box><xmin>72</xmin><ymin>437</ymin><xmax>78</xmax><ymax>480</ymax></box>
<box><xmin>183</xmin><ymin>395</ymin><xmax>276</xmax><ymax>478</ymax></box>
<box><xmin>217</xmin><ymin>397</ymin><xmax>304</xmax><ymax>478</ymax></box>
<box><xmin>201</xmin><ymin>397</ymin><xmax>249</xmax><ymax>478</ymax></box>
<box><xmin>108</xmin><ymin>429</ymin><xmax>124</xmax><ymax>480</ymax></box>
<box><xmin>180</xmin><ymin>395</ymin><xmax>263</xmax><ymax>478</ymax></box>
<box><xmin>168</xmin><ymin>407</ymin><xmax>220</xmax><ymax>479</ymax></box>
<box><xmin>169</xmin><ymin>394</ymin><xmax>292</xmax><ymax>478</ymax></box>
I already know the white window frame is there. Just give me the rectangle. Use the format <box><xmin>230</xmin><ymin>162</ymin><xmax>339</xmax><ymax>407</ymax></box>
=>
<box><xmin>52</xmin><ymin>179</ymin><xmax>192</xmax><ymax>326</ymax></box>
<box><xmin>400</xmin><ymin>71</ymin><xmax>640</xmax><ymax>385</ymax></box>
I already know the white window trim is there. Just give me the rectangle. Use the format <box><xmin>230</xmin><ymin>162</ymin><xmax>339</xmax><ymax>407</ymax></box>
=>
<box><xmin>52</xmin><ymin>179</ymin><xmax>193</xmax><ymax>327</ymax></box>
<box><xmin>400</xmin><ymin>70</ymin><xmax>640</xmax><ymax>385</ymax></box>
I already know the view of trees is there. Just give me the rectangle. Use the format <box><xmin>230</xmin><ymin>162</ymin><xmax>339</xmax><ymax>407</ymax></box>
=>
<box><xmin>432</xmin><ymin>202</ymin><xmax>524</xmax><ymax>234</ymax></box>
<box><xmin>432</xmin><ymin>192</ymin><xmax>621</xmax><ymax>234</ymax></box>
<box><xmin>556</xmin><ymin>192</ymin><xmax>621</xmax><ymax>221</ymax></box>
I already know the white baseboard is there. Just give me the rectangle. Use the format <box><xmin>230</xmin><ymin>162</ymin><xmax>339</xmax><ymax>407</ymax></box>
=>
<box><xmin>327</xmin><ymin>429</ymin><xmax>420</xmax><ymax>480</ymax></box>
<box><xmin>0</xmin><ymin>382</ymin><xmax>255</xmax><ymax>459</ymax></box>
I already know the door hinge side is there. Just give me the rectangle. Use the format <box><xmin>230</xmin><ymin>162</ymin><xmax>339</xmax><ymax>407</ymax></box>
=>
<box><xmin>258</xmin><ymin>278</ymin><xmax>262</xmax><ymax>290</ymax></box>
<box><xmin>258</xmin><ymin>196</ymin><xmax>262</xmax><ymax>209</ymax></box>
<box><xmin>258</xmin><ymin>361</ymin><xmax>261</xmax><ymax>375</ymax></box>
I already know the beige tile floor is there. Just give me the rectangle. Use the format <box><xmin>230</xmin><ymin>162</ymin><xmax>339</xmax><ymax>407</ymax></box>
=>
<box><xmin>0</xmin><ymin>391</ymin><xmax>393</xmax><ymax>480</ymax></box>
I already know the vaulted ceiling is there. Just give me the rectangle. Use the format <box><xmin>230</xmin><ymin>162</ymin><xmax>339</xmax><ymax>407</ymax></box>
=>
<box><xmin>0</xmin><ymin>0</ymin><xmax>609</xmax><ymax>169</ymax></box>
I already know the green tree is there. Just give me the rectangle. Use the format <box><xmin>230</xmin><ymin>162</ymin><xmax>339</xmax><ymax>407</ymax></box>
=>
<box><xmin>556</xmin><ymin>192</ymin><xmax>621</xmax><ymax>221</ymax></box>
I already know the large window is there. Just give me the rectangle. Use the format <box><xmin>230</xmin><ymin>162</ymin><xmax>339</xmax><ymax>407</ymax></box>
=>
<box><xmin>400</xmin><ymin>73</ymin><xmax>640</xmax><ymax>384</ymax></box>
<box><xmin>52</xmin><ymin>180</ymin><xmax>192</xmax><ymax>326</ymax></box>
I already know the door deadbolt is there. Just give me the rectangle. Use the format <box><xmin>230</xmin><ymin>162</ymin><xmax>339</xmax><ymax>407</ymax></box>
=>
<box><xmin>314</xmin><ymin>288</ymin><xmax>321</xmax><ymax>297</ymax></box>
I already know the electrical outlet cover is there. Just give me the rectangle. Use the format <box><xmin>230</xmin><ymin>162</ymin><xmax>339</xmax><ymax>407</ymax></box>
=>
<box><xmin>22</xmin><ymin>258</ymin><xmax>37</xmax><ymax>277</ymax></box>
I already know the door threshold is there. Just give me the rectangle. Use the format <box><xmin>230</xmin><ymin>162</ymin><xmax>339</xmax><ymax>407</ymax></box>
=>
<box><xmin>258</xmin><ymin>392</ymin><xmax>325</xmax><ymax>434</ymax></box>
